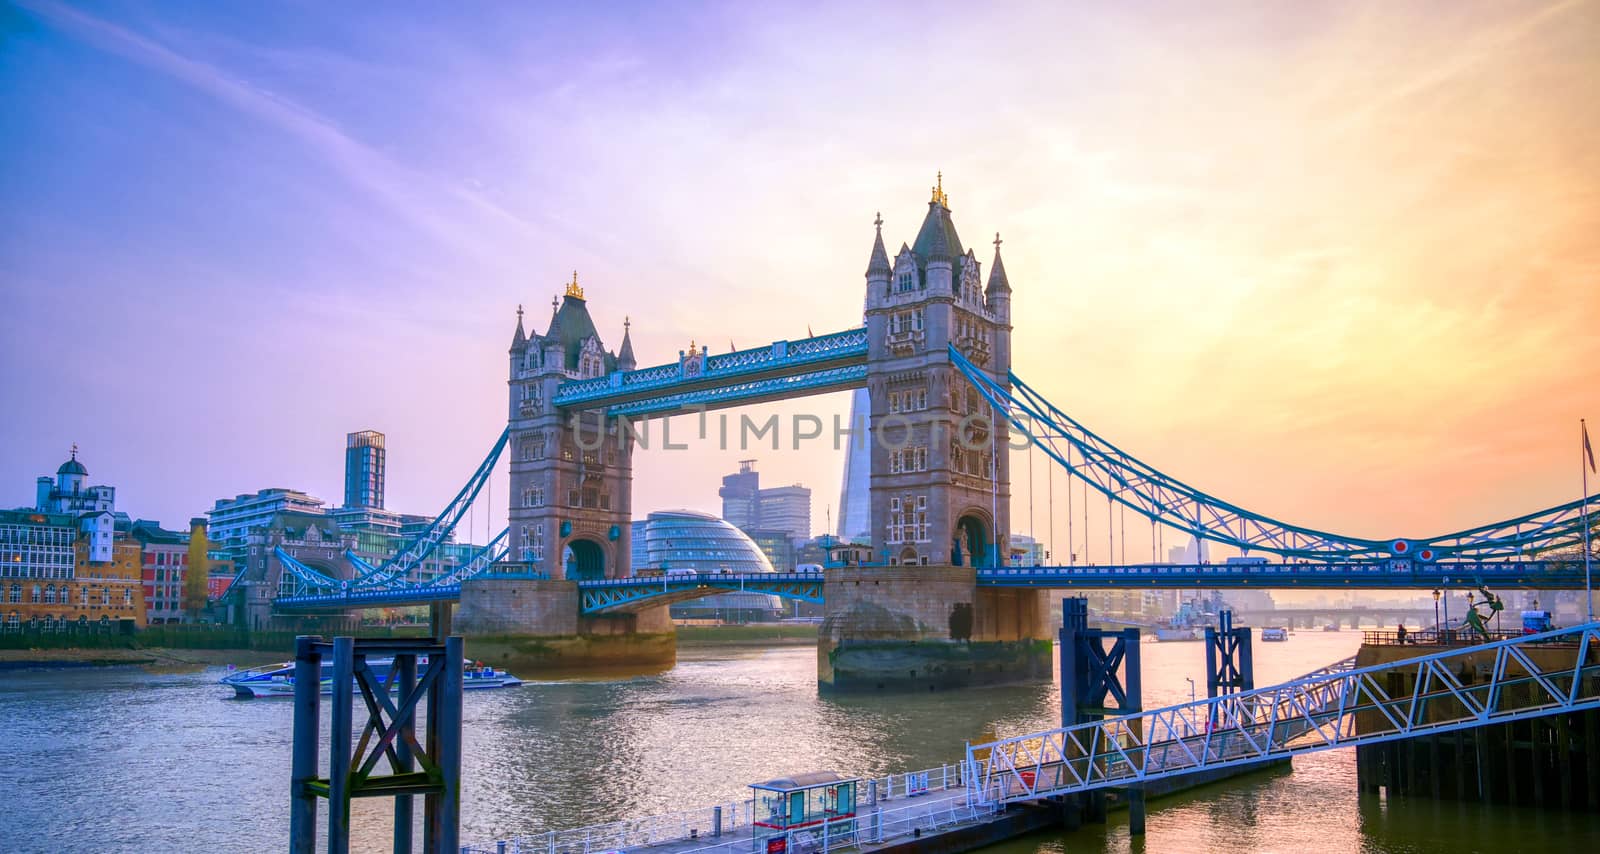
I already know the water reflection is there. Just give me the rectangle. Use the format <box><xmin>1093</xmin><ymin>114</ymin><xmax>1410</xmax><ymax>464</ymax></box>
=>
<box><xmin>3</xmin><ymin>633</ymin><xmax>1599</xmax><ymax>853</ymax></box>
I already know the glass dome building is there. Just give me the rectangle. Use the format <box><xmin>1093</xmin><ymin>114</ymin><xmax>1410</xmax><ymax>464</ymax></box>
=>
<box><xmin>634</xmin><ymin>509</ymin><xmax>781</xmax><ymax>621</ymax></box>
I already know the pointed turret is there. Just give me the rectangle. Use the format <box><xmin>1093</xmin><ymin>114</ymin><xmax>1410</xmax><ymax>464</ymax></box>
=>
<box><xmin>544</xmin><ymin>295</ymin><xmax>562</xmax><ymax>339</ymax></box>
<box><xmin>911</xmin><ymin>172</ymin><xmax>963</xmax><ymax>265</ymax></box>
<box><xmin>509</xmin><ymin>304</ymin><xmax>528</xmax><ymax>353</ymax></box>
<box><xmin>866</xmin><ymin>212</ymin><xmax>891</xmax><ymax>277</ymax></box>
<box><xmin>617</xmin><ymin>316</ymin><xmax>636</xmax><ymax>371</ymax></box>
<box><xmin>986</xmin><ymin>232</ymin><xmax>1011</xmax><ymax>294</ymax></box>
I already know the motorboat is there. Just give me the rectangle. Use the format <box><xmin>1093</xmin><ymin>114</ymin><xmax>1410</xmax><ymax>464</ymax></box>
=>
<box><xmin>1261</xmin><ymin>626</ymin><xmax>1289</xmax><ymax>642</ymax></box>
<box><xmin>221</xmin><ymin>656</ymin><xmax>522</xmax><ymax>698</ymax></box>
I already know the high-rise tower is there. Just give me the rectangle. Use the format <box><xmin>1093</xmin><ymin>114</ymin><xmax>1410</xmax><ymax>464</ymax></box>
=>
<box><xmin>343</xmin><ymin>430</ymin><xmax>386</xmax><ymax>510</ymax></box>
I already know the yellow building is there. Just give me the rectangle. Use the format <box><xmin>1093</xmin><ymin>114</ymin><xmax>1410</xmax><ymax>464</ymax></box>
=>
<box><xmin>1</xmin><ymin>509</ymin><xmax>146</xmax><ymax>630</ymax></box>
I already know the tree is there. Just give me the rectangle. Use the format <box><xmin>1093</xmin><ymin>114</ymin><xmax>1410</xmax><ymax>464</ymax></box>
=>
<box><xmin>183</xmin><ymin>519</ymin><xmax>211</xmax><ymax>619</ymax></box>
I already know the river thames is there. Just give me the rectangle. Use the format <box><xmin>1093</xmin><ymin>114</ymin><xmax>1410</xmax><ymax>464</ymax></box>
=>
<box><xmin>4</xmin><ymin>631</ymin><xmax>1598</xmax><ymax>853</ymax></box>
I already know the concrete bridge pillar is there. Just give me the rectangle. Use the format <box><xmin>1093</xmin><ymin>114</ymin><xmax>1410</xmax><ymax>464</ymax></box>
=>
<box><xmin>817</xmin><ymin>566</ymin><xmax>1051</xmax><ymax>692</ymax></box>
<box><xmin>453</xmin><ymin>576</ymin><xmax>675</xmax><ymax>673</ymax></box>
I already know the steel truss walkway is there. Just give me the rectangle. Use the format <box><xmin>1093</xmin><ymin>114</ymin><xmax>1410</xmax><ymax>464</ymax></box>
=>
<box><xmin>966</xmin><ymin>622</ymin><xmax>1600</xmax><ymax>805</ymax></box>
<box><xmin>552</xmin><ymin>327</ymin><xmax>867</xmax><ymax>415</ymax></box>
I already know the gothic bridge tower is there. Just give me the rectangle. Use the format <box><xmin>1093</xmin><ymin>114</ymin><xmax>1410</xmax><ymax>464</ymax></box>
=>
<box><xmin>505</xmin><ymin>273</ymin><xmax>637</xmax><ymax>581</ymax></box>
<box><xmin>863</xmin><ymin>173</ymin><xmax>1013</xmax><ymax>569</ymax></box>
<box><xmin>821</xmin><ymin>176</ymin><xmax>1045</xmax><ymax>693</ymax></box>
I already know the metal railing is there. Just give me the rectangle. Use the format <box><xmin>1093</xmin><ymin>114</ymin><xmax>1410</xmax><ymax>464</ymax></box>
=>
<box><xmin>462</xmin><ymin>763</ymin><xmax>983</xmax><ymax>854</ymax></box>
<box><xmin>1361</xmin><ymin>628</ymin><xmax>1528</xmax><ymax>647</ymax></box>
<box><xmin>967</xmin><ymin>622</ymin><xmax>1600</xmax><ymax>804</ymax></box>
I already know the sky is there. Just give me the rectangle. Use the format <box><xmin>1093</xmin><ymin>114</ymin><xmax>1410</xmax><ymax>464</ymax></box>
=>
<box><xmin>1</xmin><ymin>0</ymin><xmax>1597</xmax><ymax>564</ymax></box>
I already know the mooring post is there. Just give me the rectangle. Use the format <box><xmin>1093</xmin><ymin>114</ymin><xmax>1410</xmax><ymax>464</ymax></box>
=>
<box><xmin>328</xmin><ymin>636</ymin><xmax>355</xmax><ymax>854</ymax></box>
<box><xmin>395</xmin><ymin>651</ymin><xmax>418</xmax><ymax>853</ymax></box>
<box><xmin>430</xmin><ymin>601</ymin><xmax>454</xmax><ymax>641</ymax></box>
<box><xmin>289</xmin><ymin>635</ymin><xmax>322</xmax><ymax>854</ymax></box>
<box><xmin>1123</xmin><ymin>626</ymin><xmax>1145</xmax><ymax>836</ymax></box>
<box><xmin>428</xmin><ymin>635</ymin><xmax>464</xmax><ymax>854</ymax></box>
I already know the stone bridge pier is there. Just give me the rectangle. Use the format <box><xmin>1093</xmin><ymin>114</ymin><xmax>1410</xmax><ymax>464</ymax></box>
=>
<box><xmin>818</xmin><ymin>566</ymin><xmax>1051</xmax><ymax>692</ymax></box>
<box><xmin>454</xmin><ymin>575</ymin><xmax>675</xmax><ymax>673</ymax></box>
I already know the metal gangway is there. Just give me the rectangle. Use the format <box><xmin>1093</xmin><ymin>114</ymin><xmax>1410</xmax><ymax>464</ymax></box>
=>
<box><xmin>966</xmin><ymin>622</ymin><xmax>1600</xmax><ymax>804</ymax></box>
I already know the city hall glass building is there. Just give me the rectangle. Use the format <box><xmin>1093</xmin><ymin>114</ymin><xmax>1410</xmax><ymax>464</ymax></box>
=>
<box><xmin>632</xmin><ymin>510</ymin><xmax>781</xmax><ymax>620</ymax></box>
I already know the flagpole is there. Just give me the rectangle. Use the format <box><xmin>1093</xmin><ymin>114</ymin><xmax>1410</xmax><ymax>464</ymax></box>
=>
<box><xmin>1584</xmin><ymin>418</ymin><xmax>1594</xmax><ymax>622</ymax></box>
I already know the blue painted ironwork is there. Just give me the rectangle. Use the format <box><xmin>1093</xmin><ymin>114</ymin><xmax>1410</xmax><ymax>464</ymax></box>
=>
<box><xmin>1059</xmin><ymin>597</ymin><xmax>1143</xmax><ymax>826</ymax></box>
<box><xmin>1205</xmin><ymin>610</ymin><xmax>1253</xmax><ymax>697</ymax></box>
<box><xmin>275</xmin><ymin>584</ymin><xmax>468</xmax><ymax>612</ymax></box>
<box><xmin>951</xmin><ymin>345</ymin><xmax>1597</xmax><ymax>561</ymax></box>
<box><xmin>290</xmin><ymin>635</ymin><xmax>463</xmax><ymax>854</ymax></box>
<box><xmin>552</xmin><ymin>328</ymin><xmax>867</xmax><ymax>412</ymax></box>
<box><xmin>578</xmin><ymin>573</ymin><xmax>825</xmax><ymax>614</ymax></box>
<box><xmin>275</xmin><ymin>546</ymin><xmax>348</xmax><ymax>595</ymax></box>
<box><xmin>353</xmin><ymin>429</ymin><xmax>510</xmax><ymax>588</ymax></box>
<box><xmin>604</xmin><ymin>365</ymin><xmax>866</xmax><ymax>418</ymax></box>
<box><xmin>966</xmin><ymin>621</ymin><xmax>1600</xmax><ymax>804</ymax></box>
<box><xmin>978</xmin><ymin>561</ymin><xmax>1592</xmax><ymax>589</ymax></box>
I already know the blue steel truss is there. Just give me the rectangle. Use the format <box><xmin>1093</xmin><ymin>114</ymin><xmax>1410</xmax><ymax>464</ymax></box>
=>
<box><xmin>978</xmin><ymin>560</ymin><xmax>1592</xmax><ymax>589</ymax></box>
<box><xmin>578</xmin><ymin>573</ymin><xmax>825</xmax><ymax>614</ymax></box>
<box><xmin>605</xmin><ymin>365</ymin><xmax>866</xmax><ymax>418</ymax></box>
<box><xmin>348</xmin><ymin>429</ymin><xmax>509</xmax><ymax>588</ymax></box>
<box><xmin>553</xmin><ymin>328</ymin><xmax>867</xmax><ymax>412</ymax></box>
<box><xmin>275</xmin><ymin>546</ymin><xmax>349</xmax><ymax>595</ymax></box>
<box><xmin>967</xmin><ymin>621</ymin><xmax>1600</xmax><ymax>804</ymax></box>
<box><xmin>950</xmin><ymin>346</ymin><xmax>1597</xmax><ymax>561</ymax></box>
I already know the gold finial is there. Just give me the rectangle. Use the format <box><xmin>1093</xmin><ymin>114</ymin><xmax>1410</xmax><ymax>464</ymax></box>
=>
<box><xmin>565</xmin><ymin>270</ymin><xmax>584</xmax><ymax>300</ymax></box>
<box><xmin>688</xmin><ymin>340</ymin><xmax>698</xmax><ymax>357</ymax></box>
<box><xmin>930</xmin><ymin>172</ymin><xmax>948</xmax><ymax>207</ymax></box>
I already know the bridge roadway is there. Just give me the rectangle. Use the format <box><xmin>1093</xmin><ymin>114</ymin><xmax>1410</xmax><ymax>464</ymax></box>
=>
<box><xmin>272</xmin><ymin>559</ymin><xmax>1594</xmax><ymax>614</ymax></box>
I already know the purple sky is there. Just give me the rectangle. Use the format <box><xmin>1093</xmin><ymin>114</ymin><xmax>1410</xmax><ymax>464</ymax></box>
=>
<box><xmin>3</xmin><ymin>1</ymin><xmax>1597</xmax><ymax>559</ymax></box>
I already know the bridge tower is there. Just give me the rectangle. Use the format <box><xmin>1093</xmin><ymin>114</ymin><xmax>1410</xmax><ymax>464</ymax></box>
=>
<box><xmin>456</xmin><ymin>276</ymin><xmax>672</xmax><ymax>673</ymax></box>
<box><xmin>505</xmin><ymin>275</ymin><xmax>636</xmax><ymax>581</ymax></box>
<box><xmin>820</xmin><ymin>177</ymin><xmax>1049</xmax><ymax>692</ymax></box>
<box><xmin>863</xmin><ymin>174</ymin><xmax>1013</xmax><ymax>568</ymax></box>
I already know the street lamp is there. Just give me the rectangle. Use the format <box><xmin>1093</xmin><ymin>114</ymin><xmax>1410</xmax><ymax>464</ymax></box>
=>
<box><xmin>1432</xmin><ymin>589</ymin><xmax>1441</xmax><ymax>634</ymax></box>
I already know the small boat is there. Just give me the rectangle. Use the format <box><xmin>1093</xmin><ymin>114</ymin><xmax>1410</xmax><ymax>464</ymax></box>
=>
<box><xmin>1261</xmin><ymin>626</ymin><xmax>1289</xmax><ymax>642</ymax></box>
<box><xmin>1322</xmin><ymin>624</ymin><xmax>1340</xmax><ymax>632</ymax></box>
<box><xmin>1154</xmin><ymin>627</ymin><xmax>1204</xmax><ymax>642</ymax></box>
<box><xmin>222</xmin><ymin>657</ymin><xmax>523</xmax><ymax>698</ymax></box>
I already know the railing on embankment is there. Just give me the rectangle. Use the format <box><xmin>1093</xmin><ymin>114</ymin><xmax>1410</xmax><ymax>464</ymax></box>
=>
<box><xmin>965</xmin><ymin>622</ymin><xmax>1600</xmax><ymax>805</ymax></box>
<box><xmin>462</xmin><ymin>763</ymin><xmax>992</xmax><ymax>854</ymax></box>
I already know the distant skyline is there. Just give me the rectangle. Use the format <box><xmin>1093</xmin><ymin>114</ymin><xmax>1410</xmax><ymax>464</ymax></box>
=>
<box><xmin>2</xmin><ymin>1</ymin><xmax>1597</xmax><ymax>561</ymax></box>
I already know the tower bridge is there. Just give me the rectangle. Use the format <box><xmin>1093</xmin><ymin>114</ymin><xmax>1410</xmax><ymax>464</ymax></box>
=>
<box><xmin>246</xmin><ymin>178</ymin><xmax>1596</xmax><ymax>691</ymax></box>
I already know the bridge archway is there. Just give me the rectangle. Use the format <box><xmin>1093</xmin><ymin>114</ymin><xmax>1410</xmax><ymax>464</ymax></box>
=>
<box><xmin>564</xmin><ymin>538</ymin><xmax>607</xmax><ymax>582</ymax></box>
<box><xmin>955</xmin><ymin>512</ymin><xmax>993</xmax><ymax>568</ymax></box>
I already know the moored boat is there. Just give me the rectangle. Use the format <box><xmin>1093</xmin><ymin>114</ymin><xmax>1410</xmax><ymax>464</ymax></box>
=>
<box><xmin>221</xmin><ymin>657</ymin><xmax>522</xmax><ymax>698</ymax></box>
<box><xmin>1261</xmin><ymin>626</ymin><xmax>1289</xmax><ymax>642</ymax></box>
